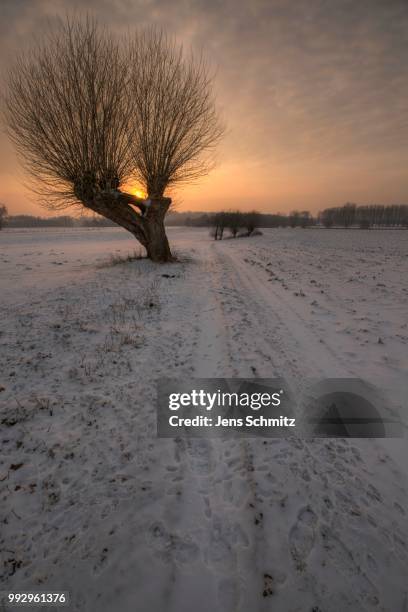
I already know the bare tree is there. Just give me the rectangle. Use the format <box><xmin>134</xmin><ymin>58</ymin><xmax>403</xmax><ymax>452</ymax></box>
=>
<box><xmin>214</xmin><ymin>212</ymin><xmax>227</xmax><ymax>240</ymax></box>
<box><xmin>289</xmin><ymin>210</ymin><xmax>300</xmax><ymax>228</ymax></box>
<box><xmin>243</xmin><ymin>211</ymin><xmax>261</xmax><ymax>236</ymax></box>
<box><xmin>3</xmin><ymin>18</ymin><xmax>223</xmax><ymax>261</ymax></box>
<box><xmin>226</xmin><ymin>211</ymin><xmax>241</xmax><ymax>237</ymax></box>
<box><xmin>299</xmin><ymin>210</ymin><xmax>312</xmax><ymax>228</ymax></box>
<box><xmin>0</xmin><ymin>204</ymin><xmax>8</xmax><ymax>230</ymax></box>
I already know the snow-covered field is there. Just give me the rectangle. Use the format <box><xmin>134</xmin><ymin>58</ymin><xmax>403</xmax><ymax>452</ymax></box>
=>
<box><xmin>0</xmin><ymin>226</ymin><xmax>407</xmax><ymax>611</ymax></box>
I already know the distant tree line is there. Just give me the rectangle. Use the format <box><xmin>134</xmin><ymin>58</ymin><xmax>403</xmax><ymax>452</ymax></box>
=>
<box><xmin>166</xmin><ymin>210</ymin><xmax>315</xmax><ymax>229</ymax></box>
<box><xmin>319</xmin><ymin>203</ymin><xmax>408</xmax><ymax>229</ymax></box>
<box><xmin>167</xmin><ymin>203</ymin><xmax>408</xmax><ymax>231</ymax></box>
<box><xmin>3</xmin><ymin>214</ymin><xmax>115</xmax><ymax>228</ymax></box>
<box><xmin>2</xmin><ymin>203</ymin><xmax>408</xmax><ymax>231</ymax></box>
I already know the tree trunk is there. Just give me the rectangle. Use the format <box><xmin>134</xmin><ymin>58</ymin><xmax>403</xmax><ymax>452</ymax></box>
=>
<box><xmin>143</xmin><ymin>197</ymin><xmax>173</xmax><ymax>262</ymax></box>
<box><xmin>144</xmin><ymin>216</ymin><xmax>172</xmax><ymax>262</ymax></box>
<box><xmin>77</xmin><ymin>186</ymin><xmax>174</xmax><ymax>263</ymax></box>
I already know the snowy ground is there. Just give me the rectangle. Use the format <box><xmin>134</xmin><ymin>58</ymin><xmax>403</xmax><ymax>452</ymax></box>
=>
<box><xmin>0</xmin><ymin>226</ymin><xmax>407</xmax><ymax>612</ymax></box>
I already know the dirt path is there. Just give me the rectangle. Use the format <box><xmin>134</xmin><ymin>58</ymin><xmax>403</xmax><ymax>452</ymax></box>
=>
<box><xmin>153</xmin><ymin>238</ymin><xmax>408</xmax><ymax>612</ymax></box>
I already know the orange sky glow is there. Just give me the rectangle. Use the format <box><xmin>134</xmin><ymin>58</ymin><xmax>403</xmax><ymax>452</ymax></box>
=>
<box><xmin>1</xmin><ymin>0</ymin><xmax>408</xmax><ymax>217</ymax></box>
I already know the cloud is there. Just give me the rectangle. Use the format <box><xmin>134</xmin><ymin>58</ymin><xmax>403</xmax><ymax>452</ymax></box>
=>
<box><xmin>1</xmin><ymin>0</ymin><xmax>408</xmax><ymax>212</ymax></box>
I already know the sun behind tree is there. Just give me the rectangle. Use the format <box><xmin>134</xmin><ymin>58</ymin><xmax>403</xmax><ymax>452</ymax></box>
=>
<box><xmin>3</xmin><ymin>17</ymin><xmax>224</xmax><ymax>262</ymax></box>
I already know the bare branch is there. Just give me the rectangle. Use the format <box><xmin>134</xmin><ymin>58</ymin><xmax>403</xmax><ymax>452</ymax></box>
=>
<box><xmin>2</xmin><ymin>16</ymin><xmax>135</xmax><ymax>210</ymax></box>
<box><xmin>127</xmin><ymin>28</ymin><xmax>225</xmax><ymax>198</ymax></box>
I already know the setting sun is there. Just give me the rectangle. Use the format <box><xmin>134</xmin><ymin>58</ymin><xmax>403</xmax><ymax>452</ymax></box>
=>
<box><xmin>124</xmin><ymin>182</ymin><xmax>147</xmax><ymax>199</ymax></box>
<box><xmin>133</xmin><ymin>189</ymin><xmax>146</xmax><ymax>199</ymax></box>
<box><xmin>129</xmin><ymin>188</ymin><xmax>146</xmax><ymax>199</ymax></box>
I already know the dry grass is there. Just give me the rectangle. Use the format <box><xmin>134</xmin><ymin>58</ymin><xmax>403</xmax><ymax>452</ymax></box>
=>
<box><xmin>98</xmin><ymin>249</ymin><xmax>146</xmax><ymax>268</ymax></box>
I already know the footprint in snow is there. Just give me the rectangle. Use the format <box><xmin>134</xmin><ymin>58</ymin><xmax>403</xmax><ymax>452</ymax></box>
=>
<box><xmin>289</xmin><ymin>506</ymin><xmax>318</xmax><ymax>571</ymax></box>
<box><xmin>147</xmin><ymin>522</ymin><xmax>200</xmax><ymax>566</ymax></box>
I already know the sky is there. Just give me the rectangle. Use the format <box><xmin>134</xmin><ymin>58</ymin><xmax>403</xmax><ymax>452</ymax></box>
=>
<box><xmin>1</xmin><ymin>0</ymin><xmax>408</xmax><ymax>215</ymax></box>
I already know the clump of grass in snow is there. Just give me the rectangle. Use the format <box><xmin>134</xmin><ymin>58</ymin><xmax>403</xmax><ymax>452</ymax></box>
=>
<box><xmin>99</xmin><ymin>250</ymin><xmax>146</xmax><ymax>268</ymax></box>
